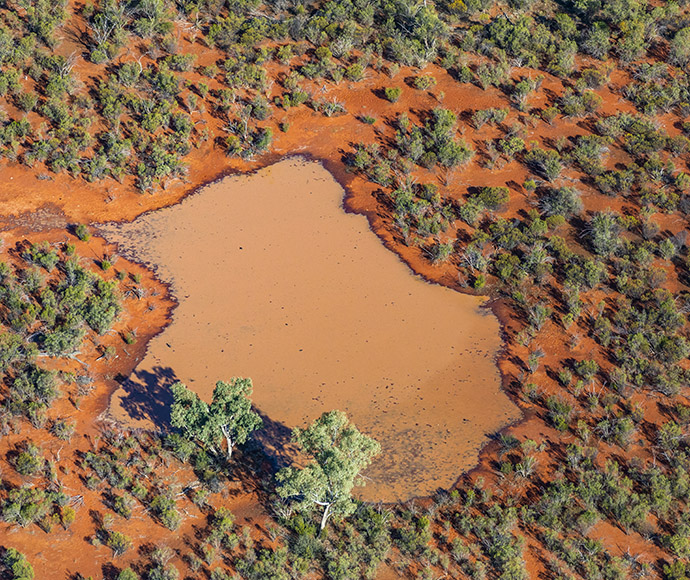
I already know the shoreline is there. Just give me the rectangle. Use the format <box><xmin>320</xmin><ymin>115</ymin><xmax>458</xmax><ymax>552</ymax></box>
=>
<box><xmin>94</xmin><ymin>154</ymin><xmax>526</xmax><ymax>503</ymax></box>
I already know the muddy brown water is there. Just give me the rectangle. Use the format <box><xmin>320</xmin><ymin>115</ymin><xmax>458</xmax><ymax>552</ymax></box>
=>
<box><xmin>99</xmin><ymin>158</ymin><xmax>520</xmax><ymax>502</ymax></box>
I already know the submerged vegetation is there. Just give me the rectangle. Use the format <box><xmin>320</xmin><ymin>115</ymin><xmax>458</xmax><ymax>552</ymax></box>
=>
<box><xmin>2</xmin><ymin>0</ymin><xmax>690</xmax><ymax>577</ymax></box>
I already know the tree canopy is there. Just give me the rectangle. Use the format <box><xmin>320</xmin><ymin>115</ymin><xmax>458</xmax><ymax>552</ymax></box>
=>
<box><xmin>170</xmin><ymin>378</ymin><xmax>262</xmax><ymax>460</ymax></box>
<box><xmin>275</xmin><ymin>410</ymin><xmax>380</xmax><ymax>531</ymax></box>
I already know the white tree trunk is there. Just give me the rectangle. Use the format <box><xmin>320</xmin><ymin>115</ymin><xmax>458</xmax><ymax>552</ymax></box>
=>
<box><xmin>220</xmin><ymin>424</ymin><xmax>234</xmax><ymax>460</ymax></box>
<box><xmin>320</xmin><ymin>502</ymin><xmax>331</xmax><ymax>531</ymax></box>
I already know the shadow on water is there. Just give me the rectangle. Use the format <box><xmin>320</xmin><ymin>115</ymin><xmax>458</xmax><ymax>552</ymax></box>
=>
<box><xmin>249</xmin><ymin>409</ymin><xmax>295</xmax><ymax>473</ymax></box>
<box><xmin>114</xmin><ymin>365</ymin><xmax>179</xmax><ymax>426</ymax></box>
<box><xmin>101</xmin><ymin>158</ymin><xmax>520</xmax><ymax>500</ymax></box>
<box><xmin>115</xmin><ymin>366</ymin><xmax>296</xmax><ymax>485</ymax></box>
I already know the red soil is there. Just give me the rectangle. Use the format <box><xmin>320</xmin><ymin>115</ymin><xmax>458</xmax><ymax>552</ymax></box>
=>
<box><xmin>0</xmin><ymin>16</ymin><xmax>686</xmax><ymax>575</ymax></box>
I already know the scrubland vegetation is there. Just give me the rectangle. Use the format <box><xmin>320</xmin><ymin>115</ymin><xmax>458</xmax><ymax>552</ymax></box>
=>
<box><xmin>3</xmin><ymin>0</ymin><xmax>690</xmax><ymax>577</ymax></box>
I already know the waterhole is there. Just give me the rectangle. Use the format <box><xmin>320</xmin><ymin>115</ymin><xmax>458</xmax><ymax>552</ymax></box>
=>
<box><xmin>99</xmin><ymin>158</ymin><xmax>520</xmax><ymax>501</ymax></box>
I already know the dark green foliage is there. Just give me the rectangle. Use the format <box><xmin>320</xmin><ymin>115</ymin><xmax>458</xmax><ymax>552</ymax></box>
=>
<box><xmin>113</xmin><ymin>494</ymin><xmax>135</xmax><ymax>519</ymax></box>
<box><xmin>23</xmin><ymin>243</ymin><xmax>59</xmax><ymax>272</ymax></box>
<box><xmin>236</xmin><ymin>547</ymin><xmax>290</xmax><ymax>580</ymax></box>
<box><xmin>2</xmin><ymin>548</ymin><xmax>34</xmax><ymax>580</ymax></box>
<box><xmin>596</xmin><ymin>114</ymin><xmax>667</xmax><ymax>157</ymax></box>
<box><xmin>393</xmin><ymin>108</ymin><xmax>473</xmax><ymax>170</ymax></box>
<box><xmin>574</xmin><ymin>360</ymin><xmax>599</xmax><ymax>382</ymax></box>
<box><xmin>106</xmin><ymin>530</ymin><xmax>132</xmax><ymax>556</ymax></box>
<box><xmin>472</xmin><ymin>108</ymin><xmax>508</xmax><ymax>129</ymax></box>
<box><xmin>472</xmin><ymin>186</ymin><xmax>510</xmax><ymax>211</ymax></box>
<box><xmin>164</xmin><ymin>432</ymin><xmax>195</xmax><ymax>462</ymax></box>
<box><xmin>170</xmin><ymin>378</ymin><xmax>262</xmax><ymax>460</ymax></box>
<box><xmin>84</xmin><ymin>279</ymin><xmax>121</xmax><ymax>334</ymax></box>
<box><xmin>670</xmin><ymin>27</ymin><xmax>690</xmax><ymax>67</ymax></box>
<box><xmin>586</xmin><ymin>211</ymin><xmax>621</xmax><ymax>256</ymax></box>
<box><xmin>413</xmin><ymin>75</ymin><xmax>436</xmax><ymax>90</ymax></box>
<box><xmin>116</xmin><ymin>568</ymin><xmax>139</xmax><ymax>580</ymax></box>
<box><xmin>147</xmin><ymin>563</ymin><xmax>179</xmax><ymax>580</ymax></box>
<box><xmin>0</xmin><ymin>333</ymin><xmax>28</xmax><ymax>372</ymax></box>
<box><xmin>85</xmin><ymin>450</ymin><xmax>133</xmax><ymax>489</ymax></box>
<box><xmin>539</xmin><ymin>187</ymin><xmax>582</xmax><ymax>218</ymax></box>
<box><xmin>12</xmin><ymin>442</ymin><xmax>45</xmax><ymax>476</ymax></box>
<box><xmin>2</xmin><ymin>485</ymin><xmax>63</xmax><ymax>527</ymax></box>
<box><xmin>11</xmin><ymin>365</ymin><xmax>58</xmax><ymax>408</ymax></box>
<box><xmin>594</xmin><ymin>168</ymin><xmax>635</xmax><ymax>196</ymax></box>
<box><xmin>276</xmin><ymin>411</ymin><xmax>380</xmax><ymax>531</ymax></box>
<box><xmin>395</xmin><ymin>514</ymin><xmax>432</xmax><ymax>556</ymax></box>
<box><xmin>75</xmin><ymin>224</ymin><xmax>91</xmax><ymax>242</ymax></box>
<box><xmin>0</xmin><ymin>249</ymin><xmax>123</xmax><ymax>360</ymax></box>
<box><xmin>150</xmin><ymin>492</ymin><xmax>182</xmax><ymax>530</ymax></box>
<box><xmin>524</xmin><ymin>147</ymin><xmax>562</xmax><ymax>181</ymax></box>
<box><xmin>51</xmin><ymin>417</ymin><xmax>75</xmax><ymax>440</ymax></box>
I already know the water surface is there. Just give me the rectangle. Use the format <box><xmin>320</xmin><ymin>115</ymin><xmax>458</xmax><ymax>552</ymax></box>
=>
<box><xmin>100</xmin><ymin>158</ymin><xmax>519</xmax><ymax>501</ymax></box>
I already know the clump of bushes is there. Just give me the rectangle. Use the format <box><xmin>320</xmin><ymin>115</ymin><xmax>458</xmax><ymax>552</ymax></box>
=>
<box><xmin>384</xmin><ymin>86</ymin><xmax>402</xmax><ymax>102</ymax></box>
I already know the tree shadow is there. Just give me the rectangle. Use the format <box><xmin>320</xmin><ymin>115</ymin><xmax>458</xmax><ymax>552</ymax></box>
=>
<box><xmin>101</xmin><ymin>563</ymin><xmax>120</xmax><ymax>580</ymax></box>
<box><xmin>249</xmin><ymin>408</ymin><xmax>296</xmax><ymax>475</ymax></box>
<box><xmin>115</xmin><ymin>364</ymin><xmax>295</xmax><ymax>501</ymax></box>
<box><xmin>114</xmin><ymin>365</ymin><xmax>179</xmax><ymax>426</ymax></box>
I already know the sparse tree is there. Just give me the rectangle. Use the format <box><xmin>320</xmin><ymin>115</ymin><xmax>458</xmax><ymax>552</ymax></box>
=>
<box><xmin>539</xmin><ymin>186</ymin><xmax>583</xmax><ymax>218</ymax></box>
<box><xmin>116</xmin><ymin>568</ymin><xmax>139</xmax><ymax>580</ymax></box>
<box><xmin>586</xmin><ymin>211</ymin><xmax>621</xmax><ymax>256</ymax></box>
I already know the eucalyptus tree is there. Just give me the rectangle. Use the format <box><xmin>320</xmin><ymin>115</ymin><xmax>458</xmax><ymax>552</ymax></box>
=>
<box><xmin>170</xmin><ymin>378</ymin><xmax>262</xmax><ymax>460</ymax></box>
<box><xmin>276</xmin><ymin>410</ymin><xmax>380</xmax><ymax>531</ymax></box>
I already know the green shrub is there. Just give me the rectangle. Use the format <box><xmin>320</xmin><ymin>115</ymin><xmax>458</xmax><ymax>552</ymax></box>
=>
<box><xmin>107</xmin><ymin>530</ymin><xmax>132</xmax><ymax>556</ymax></box>
<box><xmin>2</xmin><ymin>548</ymin><xmax>34</xmax><ymax>580</ymax></box>
<box><xmin>524</xmin><ymin>147</ymin><xmax>562</xmax><ymax>181</ymax></box>
<box><xmin>116</xmin><ymin>568</ymin><xmax>139</xmax><ymax>580</ymax></box>
<box><xmin>75</xmin><ymin>224</ymin><xmax>91</xmax><ymax>242</ymax></box>
<box><xmin>61</xmin><ymin>506</ymin><xmax>76</xmax><ymax>529</ymax></box>
<box><xmin>150</xmin><ymin>494</ymin><xmax>182</xmax><ymax>530</ymax></box>
<box><xmin>51</xmin><ymin>418</ymin><xmax>75</xmax><ymax>441</ymax></box>
<box><xmin>13</xmin><ymin>444</ymin><xmax>45</xmax><ymax>477</ymax></box>
<box><xmin>539</xmin><ymin>187</ymin><xmax>583</xmax><ymax>218</ymax></box>
<box><xmin>670</xmin><ymin>27</ymin><xmax>690</xmax><ymax>67</ymax></box>
<box><xmin>413</xmin><ymin>75</ymin><xmax>436</xmax><ymax>90</ymax></box>
<box><xmin>2</xmin><ymin>486</ymin><xmax>54</xmax><ymax>527</ymax></box>
<box><xmin>383</xmin><ymin>86</ymin><xmax>402</xmax><ymax>103</ymax></box>
<box><xmin>113</xmin><ymin>494</ymin><xmax>135</xmax><ymax>519</ymax></box>
<box><xmin>345</xmin><ymin>63</ymin><xmax>364</xmax><ymax>81</ymax></box>
<box><xmin>474</xmin><ymin>187</ymin><xmax>510</xmax><ymax>211</ymax></box>
<box><xmin>575</xmin><ymin>359</ymin><xmax>599</xmax><ymax>382</ymax></box>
